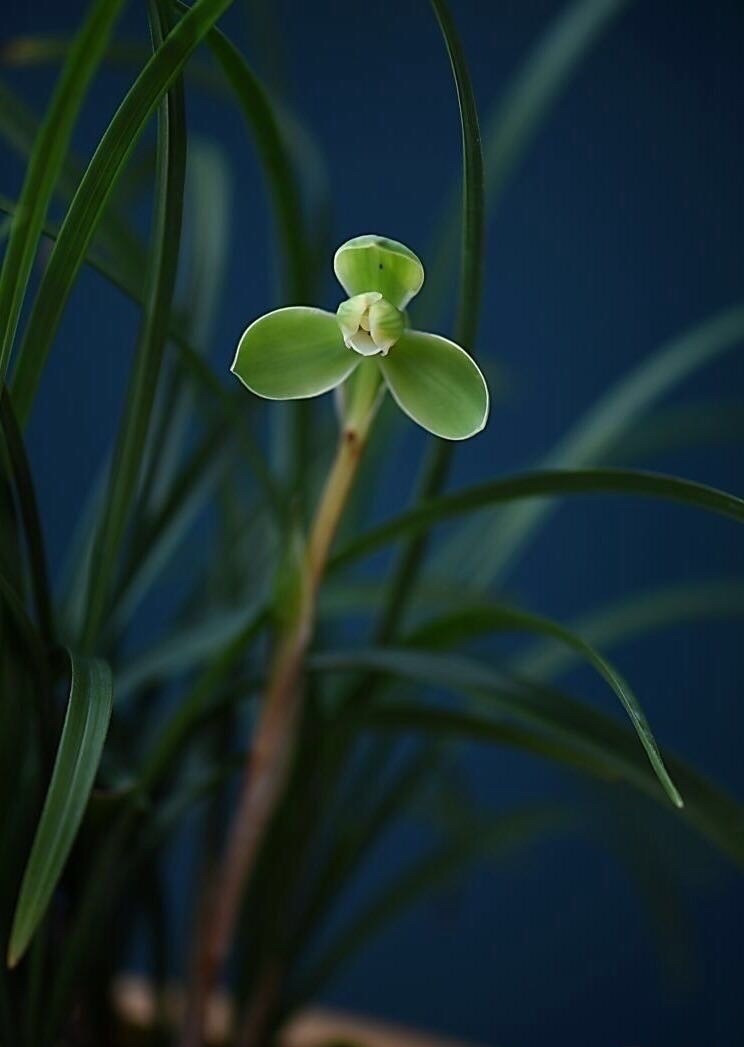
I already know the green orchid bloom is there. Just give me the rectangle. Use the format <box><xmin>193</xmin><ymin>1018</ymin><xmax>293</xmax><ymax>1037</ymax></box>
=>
<box><xmin>231</xmin><ymin>235</ymin><xmax>489</xmax><ymax>440</ymax></box>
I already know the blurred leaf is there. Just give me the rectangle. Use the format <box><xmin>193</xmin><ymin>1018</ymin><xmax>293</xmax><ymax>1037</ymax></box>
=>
<box><xmin>292</xmin><ymin>806</ymin><xmax>560</xmax><ymax>1004</ymax></box>
<box><xmin>442</xmin><ymin>305</ymin><xmax>744</xmax><ymax>585</ymax></box>
<box><xmin>140</xmin><ymin>139</ymin><xmax>232</xmax><ymax>510</ymax></box>
<box><xmin>421</xmin><ymin>0</ymin><xmax>633</xmax><ymax>317</ymax></box>
<box><xmin>0</xmin><ymin>80</ymin><xmax>146</xmax><ymax>303</ymax></box>
<box><xmin>112</xmin><ymin>424</ymin><xmax>231</xmax><ymax>631</ymax></box>
<box><xmin>183</xmin><ymin>7</ymin><xmax>309</xmax><ymax>300</ymax></box>
<box><xmin>1</xmin><ymin>35</ymin><xmax>226</xmax><ymax>94</ymax></box>
<box><xmin>80</xmin><ymin>0</ymin><xmax>188</xmax><ymax>650</ymax></box>
<box><xmin>116</xmin><ymin>600</ymin><xmax>265</xmax><ymax>699</ymax></box>
<box><xmin>609</xmin><ymin>400</ymin><xmax>744</xmax><ymax>463</ymax></box>
<box><xmin>7</xmin><ymin>652</ymin><xmax>113</xmax><ymax>968</ymax></box>
<box><xmin>331</xmin><ymin>467</ymin><xmax>744</xmax><ymax>571</ymax></box>
<box><xmin>294</xmin><ymin>748</ymin><xmax>442</xmax><ymax>953</ymax></box>
<box><xmin>408</xmin><ymin>603</ymin><xmax>682</xmax><ymax>806</ymax></box>
<box><xmin>10</xmin><ymin>0</ymin><xmax>236</xmax><ymax>425</ymax></box>
<box><xmin>516</xmin><ymin>578</ymin><xmax>744</xmax><ymax>682</ymax></box>
<box><xmin>310</xmin><ymin>648</ymin><xmax>744</xmax><ymax>865</ymax></box>
<box><xmin>0</xmin><ymin>0</ymin><xmax>124</xmax><ymax>379</ymax></box>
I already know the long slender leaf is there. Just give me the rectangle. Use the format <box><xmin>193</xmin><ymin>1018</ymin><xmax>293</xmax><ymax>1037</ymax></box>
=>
<box><xmin>0</xmin><ymin>82</ymin><xmax>147</xmax><ymax>289</ymax></box>
<box><xmin>375</xmin><ymin>0</ymin><xmax>485</xmax><ymax>643</ymax></box>
<box><xmin>331</xmin><ymin>467</ymin><xmax>744</xmax><ymax>571</ymax></box>
<box><xmin>0</xmin><ymin>0</ymin><xmax>126</xmax><ymax>381</ymax></box>
<box><xmin>407</xmin><ymin>603</ymin><xmax>682</xmax><ymax>806</ymax></box>
<box><xmin>309</xmin><ymin>649</ymin><xmax>744</xmax><ymax>865</ymax></box>
<box><xmin>421</xmin><ymin>0</ymin><xmax>633</xmax><ymax>317</ymax></box>
<box><xmin>80</xmin><ymin>0</ymin><xmax>189</xmax><ymax>649</ymax></box>
<box><xmin>7</xmin><ymin>653</ymin><xmax>113</xmax><ymax>968</ymax></box>
<box><xmin>0</xmin><ymin>202</ymin><xmax>281</xmax><ymax>528</ymax></box>
<box><xmin>10</xmin><ymin>0</ymin><xmax>236</xmax><ymax>425</ymax></box>
<box><xmin>515</xmin><ymin>578</ymin><xmax>744</xmax><ymax>682</ymax></box>
<box><xmin>444</xmin><ymin>305</ymin><xmax>744</xmax><ymax>584</ymax></box>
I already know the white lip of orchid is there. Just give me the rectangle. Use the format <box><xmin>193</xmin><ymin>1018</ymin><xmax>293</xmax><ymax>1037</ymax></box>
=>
<box><xmin>336</xmin><ymin>292</ymin><xmax>403</xmax><ymax>357</ymax></box>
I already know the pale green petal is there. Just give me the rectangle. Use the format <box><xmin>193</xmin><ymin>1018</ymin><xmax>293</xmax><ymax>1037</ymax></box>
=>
<box><xmin>368</xmin><ymin>298</ymin><xmax>404</xmax><ymax>354</ymax></box>
<box><xmin>232</xmin><ymin>307</ymin><xmax>358</xmax><ymax>400</ymax></box>
<box><xmin>334</xmin><ymin>235</ymin><xmax>424</xmax><ymax>309</ymax></box>
<box><xmin>379</xmin><ymin>329</ymin><xmax>489</xmax><ymax>440</ymax></box>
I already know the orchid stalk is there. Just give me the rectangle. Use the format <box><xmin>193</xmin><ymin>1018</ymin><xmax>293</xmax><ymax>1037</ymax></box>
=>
<box><xmin>185</xmin><ymin>236</ymin><xmax>489</xmax><ymax>1046</ymax></box>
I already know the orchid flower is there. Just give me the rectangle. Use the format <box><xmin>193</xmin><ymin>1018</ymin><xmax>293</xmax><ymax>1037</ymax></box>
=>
<box><xmin>231</xmin><ymin>235</ymin><xmax>489</xmax><ymax>440</ymax></box>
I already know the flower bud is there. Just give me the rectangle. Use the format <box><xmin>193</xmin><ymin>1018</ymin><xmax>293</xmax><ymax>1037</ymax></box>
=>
<box><xmin>336</xmin><ymin>293</ymin><xmax>404</xmax><ymax>356</ymax></box>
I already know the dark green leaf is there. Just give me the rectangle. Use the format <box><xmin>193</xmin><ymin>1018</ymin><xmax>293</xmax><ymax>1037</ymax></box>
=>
<box><xmin>309</xmin><ymin>648</ymin><xmax>744</xmax><ymax>866</ymax></box>
<box><xmin>80</xmin><ymin>0</ymin><xmax>188</xmax><ymax>649</ymax></box>
<box><xmin>0</xmin><ymin>387</ymin><xmax>53</xmax><ymax>646</ymax></box>
<box><xmin>0</xmin><ymin>0</ymin><xmax>126</xmax><ymax>381</ymax></box>
<box><xmin>10</xmin><ymin>0</ymin><xmax>236</xmax><ymax>425</ymax></box>
<box><xmin>7</xmin><ymin>652</ymin><xmax>113</xmax><ymax>967</ymax></box>
<box><xmin>421</xmin><ymin>0</ymin><xmax>632</xmax><ymax>316</ymax></box>
<box><xmin>515</xmin><ymin>578</ymin><xmax>744</xmax><ymax>682</ymax></box>
<box><xmin>407</xmin><ymin>603</ymin><xmax>682</xmax><ymax>806</ymax></box>
<box><xmin>331</xmin><ymin>467</ymin><xmax>744</xmax><ymax>571</ymax></box>
<box><xmin>375</xmin><ymin>0</ymin><xmax>485</xmax><ymax>642</ymax></box>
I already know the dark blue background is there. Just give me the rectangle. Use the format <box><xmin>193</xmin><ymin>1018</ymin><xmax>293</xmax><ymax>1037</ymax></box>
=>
<box><xmin>3</xmin><ymin>1</ymin><xmax>744</xmax><ymax>1044</ymax></box>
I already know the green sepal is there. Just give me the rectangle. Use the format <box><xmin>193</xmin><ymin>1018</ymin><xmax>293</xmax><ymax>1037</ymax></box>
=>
<box><xmin>231</xmin><ymin>306</ymin><xmax>358</xmax><ymax>400</ymax></box>
<box><xmin>379</xmin><ymin>329</ymin><xmax>489</xmax><ymax>440</ymax></box>
<box><xmin>334</xmin><ymin>235</ymin><xmax>424</xmax><ymax>310</ymax></box>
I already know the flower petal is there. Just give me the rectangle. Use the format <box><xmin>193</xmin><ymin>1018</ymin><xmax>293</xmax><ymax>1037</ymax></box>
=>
<box><xmin>232</xmin><ymin>307</ymin><xmax>359</xmax><ymax>400</ymax></box>
<box><xmin>334</xmin><ymin>235</ymin><xmax>424</xmax><ymax>309</ymax></box>
<box><xmin>378</xmin><ymin>329</ymin><xmax>489</xmax><ymax>440</ymax></box>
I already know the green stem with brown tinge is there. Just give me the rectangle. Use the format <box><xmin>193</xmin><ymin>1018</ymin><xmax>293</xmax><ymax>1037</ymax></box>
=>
<box><xmin>180</xmin><ymin>363</ymin><xmax>382</xmax><ymax>1047</ymax></box>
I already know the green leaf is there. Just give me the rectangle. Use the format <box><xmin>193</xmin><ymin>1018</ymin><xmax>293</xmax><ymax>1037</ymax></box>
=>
<box><xmin>380</xmin><ymin>329</ymin><xmax>489</xmax><ymax>441</ymax></box>
<box><xmin>330</xmin><ymin>467</ymin><xmax>744</xmax><ymax>571</ymax></box>
<box><xmin>514</xmin><ymin>578</ymin><xmax>744</xmax><ymax>683</ymax></box>
<box><xmin>372</xmin><ymin>0</ymin><xmax>485</xmax><ymax>642</ymax></box>
<box><xmin>333</xmin><ymin>235</ymin><xmax>424</xmax><ymax>310</ymax></box>
<box><xmin>184</xmin><ymin>10</ymin><xmax>310</xmax><ymax>301</ymax></box>
<box><xmin>443</xmin><ymin>304</ymin><xmax>744</xmax><ymax>585</ymax></box>
<box><xmin>0</xmin><ymin>0</ymin><xmax>126</xmax><ymax>382</ymax></box>
<box><xmin>421</xmin><ymin>0</ymin><xmax>632</xmax><ymax>317</ymax></box>
<box><xmin>232</xmin><ymin>307</ymin><xmax>358</xmax><ymax>400</ymax></box>
<box><xmin>0</xmin><ymin>387</ymin><xmax>53</xmax><ymax>646</ymax></box>
<box><xmin>407</xmin><ymin>603</ymin><xmax>682</xmax><ymax>806</ymax></box>
<box><xmin>7</xmin><ymin>653</ymin><xmax>113</xmax><ymax>968</ymax></box>
<box><xmin>10</xmin><ymin>0</ymin><xmax>236</xmax><ymax>425</ymax></box>
<box><xmin>0</xmin><ymin>84</ymin><xmax>146</xmax><ymax>291</ymax></box>
<box><xmin>309</xmin><ymin>648</ymin><xmax>744</xmax><ymax>866</ymax></box>
<box><xmin>80</xmin><ymin>0</ymin><xmax>188</xmax><ymax>650</ymax></box>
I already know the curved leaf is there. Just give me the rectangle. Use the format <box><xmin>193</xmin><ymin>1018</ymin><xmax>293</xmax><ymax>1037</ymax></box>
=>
<box><xmin>309</xmin><ymin>648</ymin><xmax>744</xmax><ymax>866</ymax></box>
<box><xmin>408</xmin><ymin>603</ymin><xmax>682</xmax><ymax>806</ymax></box>
<box><xmin>515</xmin><ymin>578</ymin><xmax>744</xmax><ymax>682</ymax></box>
<box><xmin>80</xmin><ymin>0</ymin><xmax>188</xmax><ymax>650</ymax></box>
<box><xmin>7</xmin><ymin>653</ymin><xmax>113</xmax><ymax>968</ymax></box>
<box><xmin>10</xmin><ymin>0</ymin><xmax>236</xmax><ymax>425</ymax></box>
<box><xmin>421</xmin><ymin>0</ymin><xmax>633</xmax><ymax>316</ymax></box>
<box><xmin>331</xmin><ymin>467</ymin><xmax>744</xmax><ymax>571</ymax></box>
<box><xmin>373</xmin><ymin>0</ymin><xmax>485</xmax><ymax>641</ymax></box>
<box><xmin>0</xmin><ymin>0</ymin><xmax>126</xmax><ymax>381</ymax></box>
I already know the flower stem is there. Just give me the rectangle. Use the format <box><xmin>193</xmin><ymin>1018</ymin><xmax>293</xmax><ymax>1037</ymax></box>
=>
<box><xmin>181</xmin><ymin>364</ymin><xmax>381</xmax><ymax>1047</ymax></box>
